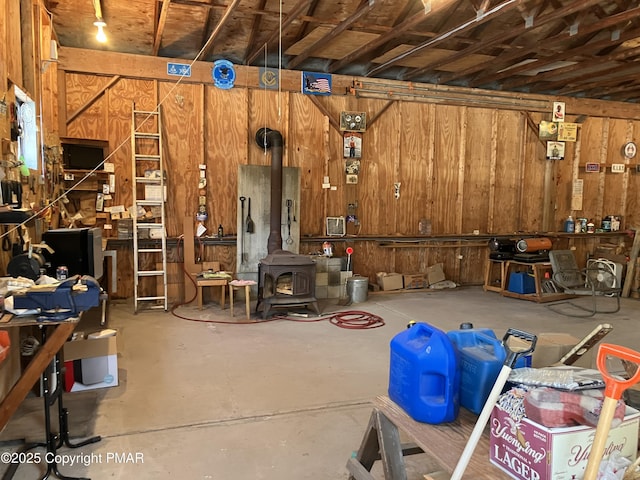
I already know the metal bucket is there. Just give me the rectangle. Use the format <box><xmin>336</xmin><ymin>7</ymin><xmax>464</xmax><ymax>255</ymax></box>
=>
<box><xmin>346</xmin><ymin>276</ymin><xmax>369</xmax><ymax>304</ymax></box>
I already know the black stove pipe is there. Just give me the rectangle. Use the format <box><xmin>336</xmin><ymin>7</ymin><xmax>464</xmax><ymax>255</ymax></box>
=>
<box><xmin>255</xmin><ymin>128</ymin><xmax>283</xmax><ymax>254</ymax></box>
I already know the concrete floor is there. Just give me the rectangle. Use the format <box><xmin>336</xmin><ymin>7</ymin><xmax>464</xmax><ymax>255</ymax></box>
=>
<box><xmin>0</xmin><ymin>286</ymin><xmax>639</xmax><ymax>479</ymax></box>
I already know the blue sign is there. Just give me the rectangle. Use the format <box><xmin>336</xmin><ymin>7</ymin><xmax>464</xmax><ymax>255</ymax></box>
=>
<box><xmin>212</xmin><ymin>60</ymin><xmax>236</xmax><ymax>89</ymax></box>
<box><xmin>167</xmin><ymin>63</ymin><xmax>192</xmax><ymax>77</ymax></box>
<box><xmin>302</xmin><ymin>72</ymin><xmax>332</xmax><ymax>96</ymax></box>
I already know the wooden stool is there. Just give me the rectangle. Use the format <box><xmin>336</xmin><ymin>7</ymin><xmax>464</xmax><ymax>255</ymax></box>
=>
<box><xmin>229</xmin><ymin>281</ymin><xmax>255</xmax><ymax>320</ymax></box>
<box><xmin>195</xmin><ymin>278</ymin><xmax>228</xmax><ymax>310</ymax></box>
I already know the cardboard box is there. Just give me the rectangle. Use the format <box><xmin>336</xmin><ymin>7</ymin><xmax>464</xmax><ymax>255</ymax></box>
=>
<box><xmin>376</xmin><ymin>272</ymin><xmax>404</xmax><ymax>291</ymax></box>
<box><xmin>510</xmin><ymin>332</ymin><xmax>594</xmax><ymax>369</ymax></box>
<box><xmin>490</xmin><ymin>404</ymin><xmax>639</xmax><ymax>480</ymax></box>
<box><xmin>403</xmin><ymin>274</ymin><xmax>426</xmax><ymax>289</ymax></box>
<box><xmin>426</xmin><ymin>263</ymin><xmax>446</xmax><ymax>285</ymax></box>
<box><xmin>63</xmin><ymin>332</ymin><xmax>118</xmax><ymax>392</ymax></box>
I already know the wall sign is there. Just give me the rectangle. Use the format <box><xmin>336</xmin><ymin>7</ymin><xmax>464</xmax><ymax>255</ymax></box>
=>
<box><xmin>212</xmin><ymin>60</ymin><xmax>236</xmax><ymax>89</ymax></box>
<box><xmin>623</xmin><ymin>141</ymin><xmax>637</xmax><ymax>159</ymax></box>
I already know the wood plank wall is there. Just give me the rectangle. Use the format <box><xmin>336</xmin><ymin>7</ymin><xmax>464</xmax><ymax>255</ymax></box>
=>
<box><xmin>34</xmin><ymin>49</ymin><xmax>640</xmax><ymax>298</ymax></box>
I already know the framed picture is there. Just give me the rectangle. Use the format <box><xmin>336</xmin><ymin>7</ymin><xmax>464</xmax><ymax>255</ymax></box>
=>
<box><xmin>343</xmin><ymin>132</ymin><xmax>362</xmax><ymax>158</ymax></box>
<box><xmin>345</xmin><ymin>159</ymin><xmax>360</xmax><ymax>175</ymax></box>
<box><xmin>547</xmin><ymin>141</ymin><xmax>565</xmax><ymax>160</ymax></box>
<box><xmin>552</xmin><ymin>101</ymin><xmax>565</xmax><ymax>122</ymax></box>
<box><xmin>346</xmin><ymin>174</ymin><xmax>358</xmax><ymax>184</ymax></box>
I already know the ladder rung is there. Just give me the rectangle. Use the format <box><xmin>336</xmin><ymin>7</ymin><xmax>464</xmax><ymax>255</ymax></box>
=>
<box><xmin>137</xmin><ymin>270</ymin><xmax>165</xmax><ymax>277</ymax></box>
<box><xmin>135</xmin><ymin>133</ymin><xmax>160</xmax><ymax>139</ymax></box>
<box><xmin>137</xmin><ymin>296</ymin><xmax>166</xmax><ymax>302</ymax></box>
<box><xmin>135</xmin><ymin>177</ymin><xmax>163</xmax><ymax>184</ymax></box>
<box><xmin>136</xmin><ymin>200</ymin><xmax>163</xmax><ymax>206</ymax></box>
<box><xmin>134</xmin><ymin>154</ymin><xmax>161</xmax><ymax>160</ymax></box>
<box><xmin>138</xmin><ymin>248</ymin><xmax>163</xmax><ymax>253</ymax></box>
<box><xmin>134</xmin><ymin>110</ymin><xmax>159</xmax><ymax>115</ymax></box>
<box><xmin>136</xmin><ymin>223</ymin><xmax>163</xmax><ymax>228</ymax></box>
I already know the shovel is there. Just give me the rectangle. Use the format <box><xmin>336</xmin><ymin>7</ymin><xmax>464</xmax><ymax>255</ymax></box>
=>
<box><xmin>246</xmin><ymin>197</ymin><xmax>255</xmax><ymax>234</ymax></box>
<box><xmin>239</xmin><ymin>196</ymin><xmax>246</xmax><ymax>263</ymax></box>
<box><xmin>451</xmin><ymin>328</ymin><xmax>537</xmax><ymax>480</ymax></box>
<box><xmin>583</xmin><ymin>343</ymin><xmax>640</xmax><ymax>480</ymax></box>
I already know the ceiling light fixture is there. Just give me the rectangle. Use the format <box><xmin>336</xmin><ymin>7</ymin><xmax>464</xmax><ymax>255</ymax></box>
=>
<box><xmin>92</xmin><ymin>0</ymin><xmax>107</xmax><ymax>43</ymax></box>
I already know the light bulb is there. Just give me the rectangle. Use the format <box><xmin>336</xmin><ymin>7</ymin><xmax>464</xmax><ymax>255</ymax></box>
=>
<box><xmin>95</xmin><ymin>24</ymin><xmax>107</xmax><ymax>43</ymax></box>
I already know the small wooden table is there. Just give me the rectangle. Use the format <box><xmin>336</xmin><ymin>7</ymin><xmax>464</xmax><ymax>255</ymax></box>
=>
<box><xmin>347</xmin><ymin>395</ymin><xmax>511</xmax><ymax>480</ymax></box>
<box><xmin>229</xmin><ymin>281</ymin><xmax>255</xmax><ymax>321</ymax></box>
<box><xmin>195</xmin><ymin>277</ymin><xmax>228</xmax><ymax>310</ymax></box>
<box><xmin>501</xmin><ymin>260</ymin><xmax>575</xmax><ymax>303</ymax></box>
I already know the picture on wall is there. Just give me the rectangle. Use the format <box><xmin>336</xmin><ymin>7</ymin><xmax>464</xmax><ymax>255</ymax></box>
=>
<box><xmin>539</xmin><ymin>121</ymin><xmax>558</xmax><ymax>140</ymax></box>
<box><xmin>546</xmin><ymin>141</ymin><xmax>565</xmax><ymax>160</ymax></box>
<box><xmin>346</xmin><ymin>174</ymin><xmax>358</xmax><ymax>184</ymax></box>
<box><xmin>553</xmin><ymin>101</ymin><xmax>565</xmax><ymax>122</ymax></box>
<box><xmin>346</xmin><ymin>159</ymin><xmax>360</xmax><ymax>175</ymax></box>
<box><xmin>343</xmin><ymin>132</ymin><xmax>362</xmax><ymax>158</ymax></box>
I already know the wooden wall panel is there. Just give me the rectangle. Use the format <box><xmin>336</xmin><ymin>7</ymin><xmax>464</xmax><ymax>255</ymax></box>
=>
<box><xmin>462</xmin><ymin>107</ymin><xmax>493</xmax><ymax>234</ymax></box>
<box><xmin>359</xmin><ymin>101</ymin><xmax>400</xmax><ymax>235</ymax></box>
<box><xmin>159</xmin><ymin>82</ymin><xmax>204</xmax><ymax>236</ymax></box>
<box><xmin>205</xmin><ymin>86</ymin><xmax>248</xmax><ymax>237</ymax></box>
<box><xmin>492</xmin><ymin>110</ymin><xmax>522</xmax><ymax>233</ymax></box>
<box><xmin>399</xmin><ymin>101</ymin><xmax>434</xmax><ymax>235</ymax></box>
<box><xmin>248</xmin><ymin>89</ymin><xmax>290</xmax><ymax>167</ymax></box>
<box><xmin>432</xmin><ymin>105</ymin><xmax>462</xmax><ymax>234</ymax></box>
<box><xmin>6</xmin><ymin>0</ymin><xmax>22</xmax><ymax>86</ymax></box>
<box><xmin>576</xmin><ymin>117</ymin><xmax>606</xmax><ymax>224</ymax></box>
<box><xmin>602</xmin><ymin>118</ymin><xmax>630</xmax><ymax>224</ymax></box>
<box><xmin>289</xmin><ymin>94</ymin><xmax>328</xmax><ymax>236</ymax></box>
<box><xmin>520</xmin><ymin>112</ymin><xmax>547</xmax><ymax>232</ymax></box>
<box><xmin>65</xmin><ymin>74</ymin><xmax>110</xmax><ymax>139</ymax></box>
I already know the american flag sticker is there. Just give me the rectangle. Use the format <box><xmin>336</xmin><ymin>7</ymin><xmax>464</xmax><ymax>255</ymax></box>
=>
<box><xmin>302</xmin><ymin>72</ymin><xmax>332</xmax><ymax>95</ymax></box>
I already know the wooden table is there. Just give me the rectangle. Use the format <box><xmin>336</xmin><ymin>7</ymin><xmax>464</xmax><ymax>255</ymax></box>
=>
<box><xmin>347</xmin><ymin>395</ymin><xmax>512</xmax><ymax>480</ymax></box>
<box><xmin>195</xmin><ymin>277</ymin><xmax>228</xmax><ymax>310</ymax></box>
<box><xmin>501</xmin><ymin>260</ymin><xmax>575</xmax><ymax>303</ymax></box>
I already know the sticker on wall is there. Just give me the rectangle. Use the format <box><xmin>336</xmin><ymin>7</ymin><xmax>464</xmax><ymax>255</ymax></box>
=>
<box><xmin>558</xmin><ymin>123</ymin><xmax>578</xmax><ymax>142</ymax></box>
<box><xmin>539</xmin><ymin>121</ymin><xmax>558</xmax><ymax>140</ymax></box>
<box><xmin>167</xmin><ymin>62</ymin><xmax>191</xmax><ymax>78</ymax></box>
<box><xmin>623</xmin><ymin>141</ymin><xmax>637</xmax><ymax>159</ymax></box>
<box><xmin>259</xmin><ymin>68</ymin><xmax>279</xmax><ymax>90</ymax></box>
<box><xmin>552</xmin><ymin>101</ymin><xmax>565</xmax><ymax>122</ymax></box>
<box><xmin>212</xmin><ymin>60</ymin><xmax>236</xmax><ymax>89</ymax></box>
<box><xmin>343</xmin><ymin>132</ymin><xmax>362</xmax><ymax>158</ymax></box>
<box><xmin>340</xmin><ymin>112</ymin><xmax>367</xmax><ymax>132</ymax></box>
<box><xmin>585</xmin><ymin>163</ymin><xmax>600</xmax><ymax>172</ymax></box>
<box><xmin>546</xmin><ymin>141</ymin><xmax>565</xmax><ymax>160</ymax></box>
<box><xmin>302</xmin><ymin>72</ymin><xmax>332</xmax><ymax>95</ymax></box>
<box><xmin>346</xmin><ymin>174</ymin><xmax>358</xmax><ymax>185</ymax></box>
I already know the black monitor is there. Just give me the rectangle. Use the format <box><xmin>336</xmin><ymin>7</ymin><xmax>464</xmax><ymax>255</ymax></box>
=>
<box><xmin>42</xmin><ymin>228</ymin><xmax>103</xmax><ymax>280</ymax></box>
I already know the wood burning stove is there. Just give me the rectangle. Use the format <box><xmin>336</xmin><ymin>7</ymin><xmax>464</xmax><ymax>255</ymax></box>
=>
<box><xmin>257</xmin><ymin>250</ymin><xmax>319</xmax><ymax>319</ymax></box>
<box><xmin>254</xmin><ymin>128</ymin><xmax>319</xmax><ymax>318</ymax></box>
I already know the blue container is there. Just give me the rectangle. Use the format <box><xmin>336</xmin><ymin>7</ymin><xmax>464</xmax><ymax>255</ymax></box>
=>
<box><xmin>508</xmin><ymin>272</ymin><xmax>535</xmax><ymax>294</ymax></box>
<box><xmin>388</xmin><ymin>322</ymin><xmax>459</xmax><ymax>424</ymax></box>
<box><xmin>447</xmin><ymin>326</ymin><xmax>530</xmax><ymax>414</ymax></box>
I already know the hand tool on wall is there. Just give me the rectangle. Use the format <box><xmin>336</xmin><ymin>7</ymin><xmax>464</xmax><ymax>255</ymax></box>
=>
<box><xmin>285</xmin><ymin>199</ymin><xmax>293</xmax><ymax>245</ymax></box>
<box><xmin>583</xmin><ymin>344</ymin><xmax>640</xmax><ymax>480</ymax></box>
<box><xmin>450</xmin><ymin>328</ymin><xmax>537</xmax><ymax>480</ymax></box>
<box><xmin>239</xmin><ymin>196</ymin><xmax>246</xmax><ymax>263</ymax></box>
<box><xmin>246</xmin><ymin>197</ymin><xmax>255</xmax><ymax>234</ymax></box>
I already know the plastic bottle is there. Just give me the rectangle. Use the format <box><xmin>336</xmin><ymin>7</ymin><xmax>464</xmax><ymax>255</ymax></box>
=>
<box><xmin>217</xmin><ymin>224</ymin><xmax>224</xmax><ymax>238</ymax></box>
<box><xmin>564</xmin><ymin>215</ymin><xmax>575</xmax><ymax>233</ymax></box>
<box><xmin>388</xmin><ymin>322</ymin><xmax>460</xmax><ymax>424</ymax></box>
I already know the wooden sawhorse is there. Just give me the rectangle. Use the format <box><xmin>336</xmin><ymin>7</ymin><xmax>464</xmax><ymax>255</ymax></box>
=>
<box><xmin>347</xmin><ymin>396</ymin><xmax>512</xmax><ymax>480</ymax></box>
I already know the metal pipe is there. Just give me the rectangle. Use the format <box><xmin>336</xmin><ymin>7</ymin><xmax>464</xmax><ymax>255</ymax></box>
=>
<box><xmin>255</xmin><ymin>128</ymin><xmax>284</xmax><ymax>254</ymax></box>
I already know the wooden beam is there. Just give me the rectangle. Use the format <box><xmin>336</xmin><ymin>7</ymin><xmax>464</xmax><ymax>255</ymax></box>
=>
<box><xmin>367</xmin><ymin>100</ymin><xmax>395</xmax><ymax>129</ymax></box>
<box><xmin>242</xmin><ymin>0</ymin><xmax>268</xmax><ymax>64</ymax></box>
<box><xmin>622</xmin><ymin>228</ymin><xmax>640</xmax><ymax>297</ymax></box>
<box><xmin>368</xmin><ymin>0</ymin><xmax>521</xmax><ymax>78</ymax></box>
<box><xmin>200</xmin><ymin>0</ymin><xmax>242</xmax><ymax>59</ymax></box>
<box><xmin>152</xmin><ymin>0</ymin><xmax>172</xmax><ymax>56</ymax></box>
<box><xmin>287</xmin><ymin>0</ymin><xmax>377</xmax><ymax>70</ymax></box>
<box><xmin>245</xmin><ymin>0</ymin><xmax>312</xmax><ymax>65</ymax></box>
<box><xmin>307</xmin><ymin>96</ymin><xmax>340</xmax><ymax>133</ymax></box>
<box><xmin>66</xmin><ymin>75</ymin><xmax>121</xmax><ymax>125</ymax></box>
<box><xmin>0</xmin><ymin>322</ymin><xmax>76</xmax><ymax>431</ymax></box>
<box><xmin>405</xmin><ymin>0</ymin><xmax>602</xmax><ymax>82</ymax></box>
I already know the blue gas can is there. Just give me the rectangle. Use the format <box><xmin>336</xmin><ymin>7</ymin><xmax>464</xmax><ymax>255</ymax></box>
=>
<box><xmin>447</xmin><ymin>325</ymin><xmax>530</xmax><ymax>414</ymax></box>
<box><xmin>388</xmin><ymin>322</ymin><xmax>460</xmax><ymax>424</ymax></box>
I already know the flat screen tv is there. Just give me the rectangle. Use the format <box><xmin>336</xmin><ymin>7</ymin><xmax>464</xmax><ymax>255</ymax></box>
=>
<box><xmin>61</xmin><ymin>138</ymin><xmax>108</xmax><ymax>170</ymax></box>
<box><xmin>42</xmin><ymin>227</ymin><xmax>104</xmax><ymax>280</ymax></box>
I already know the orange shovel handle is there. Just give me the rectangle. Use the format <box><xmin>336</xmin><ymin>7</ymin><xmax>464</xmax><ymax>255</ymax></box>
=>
<box><xmin>597</xmin><ymin>343</ymin><xmax>640</xmax><ymax>399</ymax></box>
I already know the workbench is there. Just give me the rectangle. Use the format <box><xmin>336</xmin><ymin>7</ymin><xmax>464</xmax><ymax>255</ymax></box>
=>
<box><xmin>0</xmin><ymin>314</ymin><xmax>100</xmax><ymax>479</ymax></box>
<box><xmin>347</xmin><ymin>395</ymin><xmax>511</xmax><ymax>480</ymax></box>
